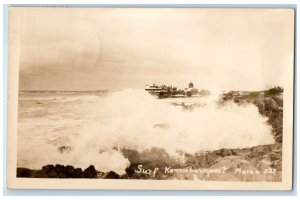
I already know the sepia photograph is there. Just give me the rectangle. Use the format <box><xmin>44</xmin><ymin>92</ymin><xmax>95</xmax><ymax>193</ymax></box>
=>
<box><xmin>6</xmin><ymin>7</ymin><xmax>295</xmax><ymax>190</ymax></box>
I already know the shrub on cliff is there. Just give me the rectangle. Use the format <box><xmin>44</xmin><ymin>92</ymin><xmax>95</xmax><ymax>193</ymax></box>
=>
<box><xmin>264</xmin><ymin>86</ymin><xmax>283</xmax><ymax>96</ymax></box>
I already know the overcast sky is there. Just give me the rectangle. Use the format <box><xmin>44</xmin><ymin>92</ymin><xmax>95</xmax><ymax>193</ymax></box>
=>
<box><xmin>16</xmin><ymin>8</ymin><xmax>294</xmax><ymax>91</ymax></box>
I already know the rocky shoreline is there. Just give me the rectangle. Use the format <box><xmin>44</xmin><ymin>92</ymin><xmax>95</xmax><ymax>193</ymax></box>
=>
<box><xmin>220</xmin><ymin>88</ymin><xmax>283</xmax><ymax>143</ymax></box>
<box><xmin>17</xmin><ymin>143</ymin><xmax>282</xmax><ymax>181</ymax></box>
<box><xmin>17</xmin><ymin>88</ymin><xmax>283</xmax><ymax>181</ymax></box>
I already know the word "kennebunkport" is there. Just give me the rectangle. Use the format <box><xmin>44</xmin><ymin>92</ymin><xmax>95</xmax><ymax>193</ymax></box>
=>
<box><xmin>135</xmin><ymin>165</ymin><xmax>229</xmax><ymax>178</ymax></box>
<box><xmin>135</xmin><ymin>165</ymin><xmax>277</xmax><ymax>178</ymax></box>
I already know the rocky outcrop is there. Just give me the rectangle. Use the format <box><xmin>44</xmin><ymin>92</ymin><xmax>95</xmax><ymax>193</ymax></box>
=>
<box><xmin>82</xmin><ymin>165</ymin><xmax>97</xmax><ymax>178</ymax></box>
<box><xmin>184</xmin><ymin>143</ymin><xmax>282</xmax><ymax>171</ymax></box>
<box><xmin>221</xmin><ymin>90</ymin><xmax>283</xmax><ymax>143</ymax></box>
<box><xmin>17</xmin><ymin>143</ymin><xmax>282</xmax><ymax>181</ymax></box>
<box><xmin>17</xmin><ymin>164</ymin><xmax>98</xmax><ymax>178</ymax></box>
<box><xmin>119</xmin><ymin>143</ymin><xmax>282</xmax><ymax>180</ymax></box>
<box><xmin>253</xmin><ymin>97</ymin><xmax>283</xmax><ymax>143</ymax></box>
<box><xmin>17</xmin><ymin>164</ymin><xmax>128</xmax><ymax>179</ymax></box>
<box><xmin>103</xmin><ymin>171</ymin><xmax>120</xmax><ymax>179</ymax></box>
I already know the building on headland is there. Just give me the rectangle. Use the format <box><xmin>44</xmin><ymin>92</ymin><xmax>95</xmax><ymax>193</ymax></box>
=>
<box><xmin>145</xmin><ymin>82</ymin><xmax>203</xmax><ymax>98</ymax></box>
<box><xmin>145</xmin><ymin>84</ymin><xmax>167</xmax><ymax>95</ymax></box>
<box><xmin>184</xmin><ymin>82</ymin><xmax>199</xmax><ymax>97</ymax></box>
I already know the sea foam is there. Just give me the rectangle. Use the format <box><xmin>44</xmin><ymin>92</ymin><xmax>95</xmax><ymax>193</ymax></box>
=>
<box><xmin>17</xmin><ymin>89</ymin><xmax>274</xmax><ymax>174</ymax></box>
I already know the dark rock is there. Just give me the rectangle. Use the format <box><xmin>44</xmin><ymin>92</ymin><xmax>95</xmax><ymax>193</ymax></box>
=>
<box><xmin>48</xmin><ymin>168</ymin><xmax>58</xmax><ymax>178</ymax></box>
<box><xmin>74</xmin><ymin>168</ymin><xmax>83</xmax><ymax>178</ymax></box>
<box><xmin>83</xmin><ymin>165</ymin><xmax>97</xmax><ymax>178</ymax></box>
<box><xmin>120</xmin><ymin>174</ymin><xmax>129</xmax><ymax>179</ymax></box>
<box><xmin>233</xmin><ymin>98</ymin><xmax>240</xmax><ymax>103</ymax></box>
<box><xmin>65</xmin><ymin>165</ymin><xmax>75</xmax><ymax>178</ymax></box>
<box><xmin>231</xmin><ymin>148</ymin><xmax>250</xmax><ymax>156</ymax></box>
<box><xmin>264</xmin><ymin>98</ymin><xmax>278</xmax><ymax>112</ymax></box>
<box><xmin>272</xmin><ymin>96</ymin><xmax>283</xmax><ymax>107</ymax></box>
<box><xmin>42</xmin><ymin>164</ymin><xmax>55</xmax><ymax>173</ymax></box>
<box><xmin>40</xmin><ymin>164</ymin><xmax>84</xmax><ymax>178</ymax></box>
<box><xmin>185</xmin><ymin>153</ymin><xmax>208</xmax><ymax>168</ymax></box>
<box><xmin>33</xmin><ymin>170</ymin><xmax>47</xmax><ymax>178</ymax></box>
<box><xmin>42</xmin><ymin>164</ymin><xmax>58</xmax><ymax>178</ymax></box>
<box><xmin>270</xmin><ymin>143</ymin><xmax>282</xmax><ymax>152</ymax></box>
<box><xmin>206</xmin><ymin>152</ymin><xmax>220</xmax><ymax>165</ymax></box>
<box><xmin>104</xmin><ymin>171</ymin><xmax>120</xmax><ymax>179</ymax></box>
<box><xmin>214</xmin><ymin>149</ymin><xmax>233</xmax><ymax>157</ymax></box>
<box><xmin>273</xmin><ymin>159</ymin><xmax>282</xmax><ymax>171</ymax></box>
<box><xmin>55</xmin><ymin>164</ymin><xmax>66</xmax><ymax>178</ymax></box>
<box><xmin>248</xmin><ymin>145</ymin><xmax>272</xmax><ymax>158</ymax></box>
<box><xmin>17</xmin><ymin>168</ymin><xmax>33</xmax><ymax>177</ymax></box>
<box><xmin>268</xmin><ymin>152</ymin><xmax>281</xmax><ymax>162</ymax></box>
<box><xmin>254</xmin><ymin>99</ymin><xmax>265</xmax><ymax>113</ymax></box>
<box><xmin>125</xmin><ymin>166</ymin><xmax>136</xmax><ymax>177</ymax></box>
<box><xmin>275</xmin><ymin>134</ymin><xmax>283</xmax><ymax>143</ymax></box>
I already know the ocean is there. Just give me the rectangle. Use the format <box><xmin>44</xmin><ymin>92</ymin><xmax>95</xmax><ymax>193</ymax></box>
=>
<box><xmin>17</xmin><ymin>89</ymin><xmax>274</xmax><ymax>175</ymax></box>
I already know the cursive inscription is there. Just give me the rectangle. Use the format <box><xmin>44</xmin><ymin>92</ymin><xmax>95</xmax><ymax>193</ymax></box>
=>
<box><xmin>135</xmin><ymin>165</ymin><xmax>159</xmax><ymax>178</ymax></box>
<box><xmin>134</xmin><ymin>165</ymin><xmax>277</xmax><ymax>178</ymax></box>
